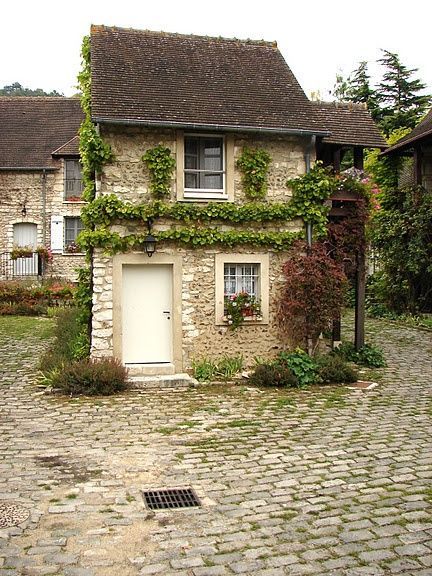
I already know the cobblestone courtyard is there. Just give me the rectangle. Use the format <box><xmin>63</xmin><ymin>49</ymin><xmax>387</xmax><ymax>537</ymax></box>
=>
<box><xmin>0</xmin><ymin>316</ymin><xmax>431</xmax><ymax>575</ymax></box>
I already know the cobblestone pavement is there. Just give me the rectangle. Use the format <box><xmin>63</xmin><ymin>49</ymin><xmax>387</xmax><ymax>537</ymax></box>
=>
<box><xmin>0</xmin><ymin>316</ymin><xmax>431</xmax><ymax>576</ymax></box>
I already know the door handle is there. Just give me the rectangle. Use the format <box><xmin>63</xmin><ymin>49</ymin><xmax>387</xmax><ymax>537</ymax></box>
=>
<box><xmin>163</xmin><ymin>311</ymin><xmax>171</xmax><ymax>319</ymax></box>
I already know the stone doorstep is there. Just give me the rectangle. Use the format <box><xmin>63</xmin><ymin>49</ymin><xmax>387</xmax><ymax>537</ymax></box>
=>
<box><xmin>128</xmin><ymin>373</ymin><xmax>198</xmax><ymax>389</ymax></box>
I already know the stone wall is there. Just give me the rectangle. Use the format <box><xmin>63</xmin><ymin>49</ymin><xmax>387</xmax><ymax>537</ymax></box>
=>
<box><xmin>99</xmin><ymin>125</ymin><xmax>310</xmax><ymax>202</ymax></box>
<box><xmin>91</xmin><ymin>247</ymin><xmax>293</xmax><ymax>370</ymax></box>
<box><xmin>0</xmin><ymin>165</ymin><xmax>85</xmax><ymax>281</ymax></box>
<box><xmin>91</xmin><ymin>126</ymin><xmax>310</xmax><ymax>372</ymax></box>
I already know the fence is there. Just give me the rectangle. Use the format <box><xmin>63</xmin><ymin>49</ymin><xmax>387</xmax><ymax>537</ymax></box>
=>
<box><xmin>0</xmin><ymin>252</ymin><xmax>46</xmax><ymax>280</ymax></box>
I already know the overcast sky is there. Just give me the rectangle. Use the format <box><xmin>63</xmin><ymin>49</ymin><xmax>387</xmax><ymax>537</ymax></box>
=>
<box><xmin>2</xmin><ymin>0</ymin><xmax>431</xmax><ymax>100</ymax></box>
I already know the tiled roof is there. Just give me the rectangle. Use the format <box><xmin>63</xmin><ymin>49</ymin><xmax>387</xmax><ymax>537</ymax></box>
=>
<box><xmin>52</xmin><ymin>135</ymin><xmax>80</xmax><ymax>157</ymax></box>
<box><xmin>90</xmin><ymin>25</ymin><xmax>328</xmax><ymax>135</ymax></box>
<box><xmin>312</xmin><ymin>101</ymin><xmax>387</xmax><ymax>148</ymax></box>
<box><xmin>382</xmin><ymin>108</ymin><xmax>432</xmax><ymax>155</ymax></box>
<box><xmin>0</xmin><ymin>97</ymin><xmax>83</xmax><ymax>169</ymax></box>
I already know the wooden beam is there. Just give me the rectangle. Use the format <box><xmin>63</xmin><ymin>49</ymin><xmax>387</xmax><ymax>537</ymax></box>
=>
<box><xmin>333</xmin><ymin>148</ymin><xmax>341</xmax><ymax>173</ymax></box>
<box><xmin>414</xmin><ymin>147</ymin><xmax>423</xmax><ymax>185</ymax></box>
<box><xmin>353</xmin><ymin>147</ymin><xmax>364</xmax><ymax>170</ymax></box>
<box><xmin>355</xmin><ymin>251</ymin><xmax>366</xmax><ymax>350</ymax></box>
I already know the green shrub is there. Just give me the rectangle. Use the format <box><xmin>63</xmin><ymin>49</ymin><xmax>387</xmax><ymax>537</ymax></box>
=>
<box><xmin>277</xmin><ymin>349</ymin><xmax>318</xmax><ymax>387</ymax></box>
<box><xmin>53</xmin><ymin>358</ymin><xmax>128</xmax><ymax>396</ymax></box>
<box><xmin>0</xmin><ymin>303</ymin><xmax>47</xmax><ymax>316</ymax></box>
<box><xmin>192</xmin><ymin>358</ymin><xmax>217</xmax><ymax>382</ymax></box>
<box><xmin>248</xmin><ymin>363</ymin><xmax>298</xmax><ymax>388</ymax></box>
<box><xmin>192</xmin><ymin>355</ymin><xmax>244</xmax><ymax>382</ymax></box>
<box><xmin>316</xmin><ymin>354</ymin><xmax>358</xmax><ymax>384</ymax></box>
<box><xmin>335</xmin><ymin>341</ymin><xmax>386</xmax><ymax>367</ymax></box>
<box><xmin>39</xmin><ymin>307</ymin><xmax>89</xmax><ymax>372</ymax></box>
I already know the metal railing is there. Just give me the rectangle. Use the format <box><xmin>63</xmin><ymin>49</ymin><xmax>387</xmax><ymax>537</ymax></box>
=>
<box><xmin>0</xmin><ymin>252</ymin><xmax>46</xmax><ymax>280</ymax></box>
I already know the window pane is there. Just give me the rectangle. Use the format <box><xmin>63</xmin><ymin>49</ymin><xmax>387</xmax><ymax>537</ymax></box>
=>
<box><xmin>185</xmin><ymin>172</ymin><xmax>198</xmax><ymax>189</ymax></box>
<box><xmin>185</xmin><ymin>137</ymin><xmax>198</xmax><ymax>170</ymax></box>
<box><xmin>203</xmin><ymin>173</ymin><xmax>223</xmax><ymax>189</ymax></box>
<box><xmin>224</xmin><ymin>264</ymin><xmax>259</xmax><ymax>297</ymax></box>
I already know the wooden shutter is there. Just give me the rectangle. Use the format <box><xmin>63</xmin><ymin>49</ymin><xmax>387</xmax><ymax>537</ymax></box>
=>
<box><xmin>50</xmin><ymin>215</ymin><xmax>63</xmax><ymax>253</ymax></box>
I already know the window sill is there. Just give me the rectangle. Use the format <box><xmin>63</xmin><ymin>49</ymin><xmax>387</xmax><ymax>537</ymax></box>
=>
<box><xmin>62</xmin><ymin>252</ymin><xmax>85</xmax><ymax>256</ymax></box>
<box><xmin>63</xmin><ymin>200</ymin><xmax>86</xmax><ymax>204</ymax></box>
<box><xmin>180</xmin><ymin>195</ymin><xmax>229</xmax><ymax>203</ymax></box>
<box><xmin>222</xmin><ymin>315</ymin><xmax>264</xmax><ymax>326</ymax></box>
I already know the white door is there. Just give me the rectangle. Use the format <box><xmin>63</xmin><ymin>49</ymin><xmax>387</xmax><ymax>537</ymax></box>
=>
<box><xmin>13</xmin><ymin>223</ymin><xmax>38</xmax><ymax>275</ymax></box>
<box><xmin>122</xmin><ymin>264</ymin><xmax>173</xmax><ymax>364</ymax></box>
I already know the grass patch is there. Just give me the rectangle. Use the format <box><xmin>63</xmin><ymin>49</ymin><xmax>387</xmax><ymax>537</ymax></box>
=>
<box><xmin>0</xmin><ymin>316</ymin><xmax>54</xmax><ymax>340</ymax></box>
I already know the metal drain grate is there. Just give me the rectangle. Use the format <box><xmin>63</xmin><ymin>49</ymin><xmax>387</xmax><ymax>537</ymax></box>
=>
<box><xmin>0</xmin><ymin>502</ymin><xmax>30</xmax><ymax>528</ymax></box>
<box><xmin>142</xmin><ymin>488</ymin><xmax>201</xmax><ymax>510</ymax></box>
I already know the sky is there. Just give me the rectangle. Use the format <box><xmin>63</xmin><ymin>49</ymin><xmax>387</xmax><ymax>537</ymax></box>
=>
<box><xmin>2</xmin><ymin>0</ymin><xmax>431</xmax><ymax>100</ymax></box>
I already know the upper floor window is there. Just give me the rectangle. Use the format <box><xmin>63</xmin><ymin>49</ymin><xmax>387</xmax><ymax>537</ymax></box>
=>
<box><xmin>184</xmin><ymin>135</ymin><xmax>225</xmax><ymax>198</ymax></box>
<box><xmin>64</xmin><ymin>159</ymin><xmax>84</xmax><ymax>201</ymax></box>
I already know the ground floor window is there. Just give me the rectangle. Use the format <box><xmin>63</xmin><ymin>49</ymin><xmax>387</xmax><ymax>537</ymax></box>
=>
<box><xmin>64</xmin><ymin>217</ymin><xmax>84</xmax><ymax>253</ymax></box>
<box><xmin>215</xmin><ymin>254</ymin><xmax>269</xmax><ymax>325</ymax></box>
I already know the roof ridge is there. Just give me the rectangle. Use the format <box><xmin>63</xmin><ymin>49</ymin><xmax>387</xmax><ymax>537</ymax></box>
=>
<box><xmin>311</xmin><ymin>100</ymin><xmax>368</xmax><ymax>111</ymax></box>
<box><xmin>0</xmin><ymin>96</ymin><xmax>79</xmax><ymax>101</ymax></box>
<box><xmin>90</xmin><ymin>24</ymin><xmax>278</xmax><ymax>48</ymax></box>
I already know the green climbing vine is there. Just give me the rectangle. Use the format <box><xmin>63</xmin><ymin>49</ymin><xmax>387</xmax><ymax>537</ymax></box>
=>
<box><xmin>287</xmin><ymin>162</ymin><xmax>336</xmax><ymax>235</ymax></box>
<box><xmin>236</xmin><ymin>147</ymin><xmax>272</xmax><ymax>200</ymax></box>
<box><xmin>142</xmin><ymin>145</ymin><xmax>176</xmax><ymax>198</ymax></box>
<box><xmin>78</xmin><ymin>226</ymin><xmax>302</xmax><ymax>254</ymax></box>
<box><xmin>77</xmin><ymin>35</ymin><xmax>113</xmax><ymax>202</ymax></box>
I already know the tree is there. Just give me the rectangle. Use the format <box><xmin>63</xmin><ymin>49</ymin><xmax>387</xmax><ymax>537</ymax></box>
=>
<box><xmin>376</xmin><ymin>50</ymin><xmax>431</xmax><ymax>135</ymax></box>
<box><xmin>0</xmin><ymin>82</ymin><xmax>63</xmax><ymax>97</ymax></box>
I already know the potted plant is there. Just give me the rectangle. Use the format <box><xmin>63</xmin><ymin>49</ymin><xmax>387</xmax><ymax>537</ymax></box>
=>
<box><xmin>11</xmin><ymin>245</ymin><xmax>33</xmax><ymax>259</ymax></box>
<box><xmin>64</xmin><ymin>241</ymin><xmax>80</xmax><ymax>254</ymax></box>
<box><xmin>223</xmin><ymin>291</ymin><xmax>262</xmax><ymax>329</ymax></box>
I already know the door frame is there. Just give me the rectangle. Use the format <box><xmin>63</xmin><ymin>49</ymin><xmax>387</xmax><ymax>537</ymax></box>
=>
<box><xmin>112</xmin><ymin>253</ymin><xmax>183</xmax><ymax>375</ymax></box>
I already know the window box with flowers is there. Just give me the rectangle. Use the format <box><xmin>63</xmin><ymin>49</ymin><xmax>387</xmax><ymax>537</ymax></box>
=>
<box><xmin>223</xmin><ymin>292</ymin><xmax>262</xmax><ymax>329</ymax></box>
<box><xmin>215</xmin><ymin>254</ymin><xmax>270</xmax><ymax>328</ymax></box>
<box><xmin>11</xmin><ymin>245</ymin><xmax>33</xmax><ymax>259</ymax></box>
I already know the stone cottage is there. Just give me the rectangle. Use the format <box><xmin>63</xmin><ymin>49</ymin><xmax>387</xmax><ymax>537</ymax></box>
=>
<box><xmin>0</xmin><ymin>97</ymin><xmax>85</xmax><ymax>280</ymax></box>
<box><xmin>87</xmin><ymin>25</ymin><xmax>385</xmax><ymax>376</ymax></box>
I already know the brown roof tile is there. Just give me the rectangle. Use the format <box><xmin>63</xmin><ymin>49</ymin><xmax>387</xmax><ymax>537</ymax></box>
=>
<box><xmin>382</xmin><ymin>108</ymin><xmax>432</xmax><ymax>155</ymax></box>
<box><xmin>0</xmin><ymin>97</ymin><xmax>83</xmax><ymax>169</ymax></box>
<box><xmin>312</xmin><ymin>101</ymin><xmax>387</xmax><ymax>148</ymax></box>
<box><xmin>90</xmin><ymin>25</ymin><xmax>328</xmax><ymax>135</ymax></box>
<box><xmin>52</xmin><ymin>135</ymin><xmax>80</xmax><ymax>157</ymax></box>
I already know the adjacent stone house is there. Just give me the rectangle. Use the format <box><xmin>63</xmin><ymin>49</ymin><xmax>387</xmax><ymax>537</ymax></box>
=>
<box><xmin>382</xmin><ymin>108</ymin><xmax>432</xmax><ymax>190</ymax></box>
<box><xmin>88</xmin><ymin>25</ymin><xmax>385</xmax><ymax>376</ymax></box>
<box><xmin>0</xmin><ymin>97</ymin><xmax>85</xmax><ymax>280</ymax></box>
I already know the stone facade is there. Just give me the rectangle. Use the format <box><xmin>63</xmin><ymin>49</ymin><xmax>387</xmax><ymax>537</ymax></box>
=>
<box><xmin>0</xmin><ymin>161</ymin><xmax>86</xmax><ymax>282</ymax></box>
<box><xmin>91</xmin><ymin>126</ymin><xmax>311</xmax><ymax>373</ymax></box>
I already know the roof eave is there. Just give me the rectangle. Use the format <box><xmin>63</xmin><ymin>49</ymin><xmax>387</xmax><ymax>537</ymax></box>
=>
<box><xmin>92</xmin><ymin>116</ymin><xmax>331</xmax><ymax>137</ymax></box>
<box><xmin>381</xmin><ymin>129</ymin><xmax>432</xmax><ymax>156</ymax></box>
<box><xmin>0</xmin><ymin>166</ymin><xmax>58</xmax><ymax>172</ymax></box>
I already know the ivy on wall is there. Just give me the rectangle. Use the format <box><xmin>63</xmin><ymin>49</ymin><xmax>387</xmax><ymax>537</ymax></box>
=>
<box><xmin>77</xmin><ymin>36</ymin><xmax>113</xmax><ymax>202</ymax></box>
<box><xmin>78</xmin><ymin>226</ymin><xmax>303</xmax><ymax>254</ymax></box>
<box><xmin>142</xmin><ymin>145</ymin><xmax>176</xmax><ymax>198</ymax></box>
<box><xmin>237</xmin><ymin>147</ymin><xmax>271</xmax><ymax>200</ymax></box>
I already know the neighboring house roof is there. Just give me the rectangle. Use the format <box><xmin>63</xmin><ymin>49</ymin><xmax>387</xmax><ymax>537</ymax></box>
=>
<box><xmin>52</xmin><ymin>135</ymin><xmax>81</xmax><ymax>157</ymax></box>
<box><xmin>382</xmin><ymin>108</ymin><xmax>432</xmax><ymax>156</ymax></box>
<box><xmin>90</xmin><ymin>25</ymin><xmax>329</xmax><ymax>136</ymax></box>
<box><xmin>0</xmin><ymin>97</ymin><xmax>83</xmax><ymax>169</ymax></box>
<box><xmin>312</xmin><ymin>101</ymin><xmax>387</xmax><ymax>149</ymax></box>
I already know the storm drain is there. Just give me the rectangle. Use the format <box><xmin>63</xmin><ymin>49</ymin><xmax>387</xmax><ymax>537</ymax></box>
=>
<box><xmin>142</xmin><ymin>488</ymin><xmax>201</xmax><ymax>510</ymax></box>
<box><xmin>0</xmin><ymin>501</ymin><xmax>30</xmax><ymax>528</ymax></box>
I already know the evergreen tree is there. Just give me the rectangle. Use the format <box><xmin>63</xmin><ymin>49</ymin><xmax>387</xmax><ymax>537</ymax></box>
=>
<box><xmin>376</xmin><ymin>50</ymin><xmax>431</xmax><ymax>135</ymax></box>
<box><xmin>0</xmin><ymin>82</ymin><xmax>63</xmax><ymax>97</ymax></box>
<box><xmin>347</xmin><ymin>61</ymin><xmax>380</xmax><ymax>120</ymax></box>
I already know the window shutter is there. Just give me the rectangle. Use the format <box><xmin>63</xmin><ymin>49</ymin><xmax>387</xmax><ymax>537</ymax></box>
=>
<box><xmin>50</xmin><ymin>215</ymin><xmax>64</xmax><ymax>253</ymax></box>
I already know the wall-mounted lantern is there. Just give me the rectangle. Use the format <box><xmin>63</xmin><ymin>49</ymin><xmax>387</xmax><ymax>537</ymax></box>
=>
<box><xmin>143</xmin><ymin>219</ymin><xmax>157</xmax><ymax>257</ymax></box>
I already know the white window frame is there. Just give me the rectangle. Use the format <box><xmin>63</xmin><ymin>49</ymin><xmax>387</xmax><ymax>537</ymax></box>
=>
<box><xmin>183</xmin><ymin>134</ymin><xmax>225</xmax><ymax>198</ymax></box>
<box><xmin>215</xmin><ymin>253</ymin><xmax>269</xmax><ymax>325</ymax></box>
<box><xmin>63</xmin><ymin>216</ymin><xmax>85</xmax><ymax>254</ymax></box>
<box><xmin>176</xmin><ymin>131</ymin><xmax>234</xmax><ymax>202</ymax></box>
